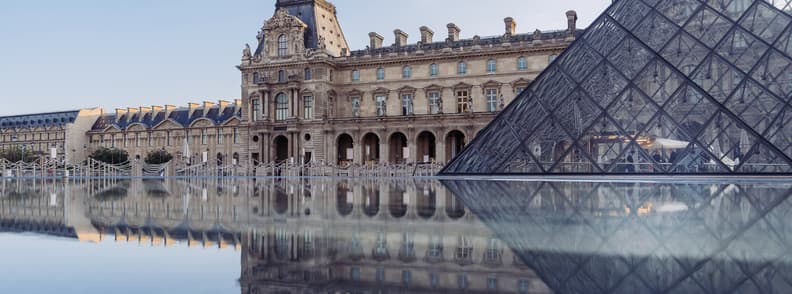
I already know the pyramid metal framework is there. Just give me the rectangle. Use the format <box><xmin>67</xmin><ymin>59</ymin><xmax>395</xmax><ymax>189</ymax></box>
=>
<box><xmin>442</xmin><ymin>0</ymin><xmax>792</xmax><ymax>175</ymax></box>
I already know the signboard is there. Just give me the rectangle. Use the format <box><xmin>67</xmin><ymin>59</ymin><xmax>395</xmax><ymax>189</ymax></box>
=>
<box><xmin>423</xmin><ymin>155</ymin><xmax>430</xmax><ymax>163</ymax></box>
<box><xmin>202</xmin><ymin>152</ymin><xmax>208</xmax><ymax>163</ymax></box>
<box><xmin>403</xmin><ymin>147</ymin><xmax>410</xmax><ymax>159</ymax></box>
<box><xmin>51</xmin><ymin>148</ymin><xmax>57</xmax><ymax>159</ymax></box>
<box><xmin>346</xmin><ymin>148</ymin><xmax>354</xmax><ymax>160</ymax></box>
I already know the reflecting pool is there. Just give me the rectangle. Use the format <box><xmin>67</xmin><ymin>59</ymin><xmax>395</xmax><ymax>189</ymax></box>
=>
<box><xmin>0</xmin><ymin>178</ymin><xmax>790</xmax><ymax>293</ymax></box>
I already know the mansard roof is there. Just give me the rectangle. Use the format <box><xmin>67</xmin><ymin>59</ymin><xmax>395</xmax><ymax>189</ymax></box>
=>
<box><xmin>0</xmin><ymin>110</ymin><xmax>80</xmax><ymax>129</ymax></box>
<box><xmin>90</xmin><ymin>103</ymin><xmax>242</xmax><ymax>132</ymax></box>
<box><xmin>442</xmin><ymin>0</ymin><xmax>792</xmax><ymax>175</ymax></box>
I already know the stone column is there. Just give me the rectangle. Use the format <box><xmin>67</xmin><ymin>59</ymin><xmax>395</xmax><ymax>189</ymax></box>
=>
<box><xmin>262</xmin><ymin>91</ymin><xmax>271</xmax><ymax>120</ymax></box>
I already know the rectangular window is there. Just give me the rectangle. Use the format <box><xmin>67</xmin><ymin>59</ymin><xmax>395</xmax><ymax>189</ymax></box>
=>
<box><xmin>376</xmin><ymin>268</ymin><xmax>385</xmax><ymax>282</ymax></box>
<box><xmin>201</xmin><ymin>129</ymin><xmax>207</xmax><ymax>145</ymax></box>
<box><xmin>428</xmin><ymin>92</ymin><xmax>441</xmax><ymax>114</ymax></box>
<box><xmin>487</xmin><ymin>276</ymin><xmax>498</xmax><ymax>290</ymax></box>
<box><xmin>401</xmin><ymin>94</ymin><xmax>413</xmax><ymax>116</ymax></box>
<box><xmin>486</xmin><ymin>88</ymin><xmax>498</xmax><ymax>112</ymax></box>
<box><xmin>148</xmin><ymin>133</ymin><xmax>153</xmax><ymax>147</ymax></box>
<box><xmin>376</xmin><ymin>95</ymin><xmax>387</xmax><ymax>117</ymax></box>
<box><xmin>166</xmin><ymin>131</ymin><xmax>172</xmax><ymax>146</ymax></box>
<box><xmin>123</xmin><ymin>134</ymin><xmax>128</xmax><ymax>147</ymax></box>
<box><xmin>352</xmin><ymin>70</ymin><xmax>360</xmax><ymax>81</ymax></box>
<box><xmin>430</xmin><ymin>64</ymin><xmax>439</xmax><ymax>77</ymax></box>
<box><xmin>402</xmin><ymin>270</ymin><xmax>412</xmax><ymax>286</ymax></box>
<box><xmin>351</xmin><ymin>97</ymin><xmax>361</xmax><ymax>117</ymax></box>
<box><xmin>233</xmin><ymin>128</ymin><xmax>240</xmax><ymax>144</ymax></box>
<box><xmin>135</xmin><ymin>134</ymin><xmax>140</xmax><ymax>147</ymax></box>
<box><xmin>350</xmin><ymin>267</ymin><xmax>361</xmax><ymax>281</ymax></box>
<box><xmin>276</xmin><ymin>96</ymin><xmax>289</xmax><ymax>121</ymax></box>
<box><xmin>251</xmin><ymin>99</ymin><xmax>260</xmax><ymax>122</ymax></box>
<box><xmin>456</xmin><ymin>90</ymin><xmax>470</xmax><ymax>113</ymax></box>
<box><xmin>303</xmin><ymin>96</ymin><xmax>313</xmax><ymax>119</ymax></box>
<box><xmin>217</xmin><ymin>128</ymin><xmax>223</xmax><ymax>144</ymax></box>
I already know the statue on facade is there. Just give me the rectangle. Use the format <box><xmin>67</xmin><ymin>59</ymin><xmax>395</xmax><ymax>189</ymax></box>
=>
<box><xmin>499</xmin><ymin>95</ymin><xmax>505</xmax><ymax>110</ymax></box>
<box><xmin>352</xmin><ymin>100</ymin><xmax>361</xmax><ymax>117</ymax></box>
<box><xmin>242</xmin><ymin>44</ymin><xmax>252</xmax><ymax>59</ymax></box>
<box><xmin>437</xmin><ymin>97</ymin><xmax>443</xmax><ymax>114</ymax></box>
<box><xmin>467</xmin><ymin>98</ymin><xmax>474</xmax><ymax>113</ymax></box>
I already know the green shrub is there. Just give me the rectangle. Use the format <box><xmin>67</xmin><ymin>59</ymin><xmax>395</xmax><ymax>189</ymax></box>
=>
<box><xmin>89</xmin><ymin>147</ymin><xmax>129</xmax><ymax>165</ymax></box>
<box><xmin>144</xmin><ymin>149</ymin><xmax>173</xmax><ymax>164</ymax></box>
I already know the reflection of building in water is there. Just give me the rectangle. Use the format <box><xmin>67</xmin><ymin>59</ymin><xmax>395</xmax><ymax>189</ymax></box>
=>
<box><xmin>0</xmin><ymin>178</ymin><xmax>550</xmax><ymax>293</ymax></box>
<box><xmin>240</xmin><ymin>179</ymin><xmax>547</xmax><ymax>293</ymax></box>
<box><xmin>445</xmin><ymin>180</ymin><xmax>792</xmax><ymax>293</ymax></box>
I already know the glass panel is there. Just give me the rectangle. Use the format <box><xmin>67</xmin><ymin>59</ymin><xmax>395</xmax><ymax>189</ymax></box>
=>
<box><xmin>635</xmin><ymin>113</ymin><xmax>696</xmax><ymax>171</ymax></box>
<box><xmin>684</xmin><ymin>6</ymin><xmax>734</xmax><ymax>49</ymax></box>
<box><xmin>740</xmin><ymin>1</ymin><xmax>791</xmax><ymax>44</ymax></box>
<box><xmin>736</xmin><ymin>139</ymin><xmax>792</xmax><ymax>172</ymax></box>
<box><xmin>635</xmin><ymin>60</ymin><xmax>684</xmax><ymax>106</ymax></box>
<box><xmin>723</xmin><ymin>79</ymin><xmax>784</xmax><ymax>134</ymax></box>
<box><xmin>523</xmin><ymin>120</ymin><xmax>576</xmax><ymax>171</ymax></box>
<box><xmin>660</xmin><ymin>31</ymin><xmax>710</xmax><ymax>76</ymax></box>
<box><xmin>705</xmin><ymin>0</ymin><xmax>753</xmax><ymax>21</ymax></box>
<box><xmin>581</xmin><ymin>63</ymin><xmax>630</xmax><ymax>108</ymax></box>
<box><xmin>656</xmin><ymin>0</ymin><xmax>702</xmax><ymax>26</ymax></box>
<box><xmin>550</xmin><ymin>144</ymin><xmax>601</xmax><ymax>173</ymax></box>
<box><xmin>633</xmin><ymin>11</ymin><xmax>681</xmax><ymax>52</ymax></box>
<box><xmin>558</xmin><ymin>42</ymin><xmax>603</xmax><ymax>83</ymax></box>
<box><xmin>467</xmin><ymin>119</ymin><xmax>528</xmax><ymax>173</ymax></box>
<box><xmin>496</xmin><ymin>148</ymin><xmax>545</xmax><ymax>173</ymax></box>
<box><xmin>580</xmin><ymin>116</ymin><xmax>630</xmax><ymax>171</ymax></box>
<box><xmin>691</xmin><ymin>54</ymin><xmax>746</xmax><ymax>103</ymax></box>
<box><xmin>607</xmin><ymin>87</ymin><xmax>660</xmax><ymax>136</ymax></box>
<box><xmin>715</xmin><ymin>27</ymin><xmax>769</xmax><ymax>73</ymax></box>
<box><xmin>750</xmin><ymin>49</ymin><xmax>792</xmax><ymax>100</ymax></box>
<box><xmin>608</xmin><ymin>36</ymin><xmax>655</xmax><ymax>80</ymax></box>
<box><xmin>764</xmin><ymin>105</ymin><xmax>792</xmax><ymax>159</ymax></box>
<box><xmin>554</xmin><ymin>90</ymin><xmax>602</xmax><ymax>139</ymax></box>
<box><xmin>503</xmin><ymin>93</ymin><xmax>551</xmax><ymax>140</ymax></box>
<box><xmin>584</xmin><ymin>18</ymin><xmax>628</xmax><ymax>56</ymax></box>
<box><xmin>696</xmin><ymin>111</ymin><xmax>756</xmax><ymax>172</ymax></box>
<box><xmin>532</xmin><ymin>67</ymin><xmax>577</xmax><ymax>111</ymax></box>
<box><xmin>608</xmin><ymin>0</ymin><xmax>653</xmax><ymax>31</ymax></box>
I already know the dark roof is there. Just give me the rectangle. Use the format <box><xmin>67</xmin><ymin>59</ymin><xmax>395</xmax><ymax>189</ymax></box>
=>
<box><xmin>90</xmin><ymin>104</ymin><xmax>242</xmax><ymax>131</ymax></box>
<box><xmin>0</xmin><ymin>110</ymin><xmax>80</xmax><ymax>129</ymax></box>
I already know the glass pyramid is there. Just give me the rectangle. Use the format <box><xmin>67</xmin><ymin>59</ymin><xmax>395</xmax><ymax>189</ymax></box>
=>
<box><xmin>442</xmin><ymin>0</ymin><xmax>792</xmax><ymax>175</ymax></box>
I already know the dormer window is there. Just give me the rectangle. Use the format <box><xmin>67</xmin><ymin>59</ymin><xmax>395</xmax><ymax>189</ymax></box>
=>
<box><xmin>278</xmin><ymin>34</ymin><xmax>289</xmax><ymax>56</ymax></box>
<box><xmin>278</xmin><ymin>70</ymin><xmax>286</xmax><ymax>83</ymax></box>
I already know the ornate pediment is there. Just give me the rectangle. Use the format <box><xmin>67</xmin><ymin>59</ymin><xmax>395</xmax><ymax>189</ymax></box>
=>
<box><xmin>264</xmin><ymin>9</ymin><xmax>308</xmax><ymax>31</ymax></box>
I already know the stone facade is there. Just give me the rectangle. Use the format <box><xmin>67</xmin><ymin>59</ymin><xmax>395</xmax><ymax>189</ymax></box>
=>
<box><xmin>240</xmin><ymin>0</ymin><xmax>580</xmax><ymax>165</ymax></box>
<box><xmin>0</xmin><ymin>108</ymin><xmax>102</xmax><ymax>164</ymax></box>
<box><xmin>86</xmin><ymin>100</ymin><xmax>247</xmax><ymax>165</ymax></box>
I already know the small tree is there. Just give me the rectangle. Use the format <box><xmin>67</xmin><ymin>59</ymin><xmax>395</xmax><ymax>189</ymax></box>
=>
<box><xmin>89</xmin><ymin>147</ymin><xmax>129</xmax><ymax>165</ymax></box>
<box><xmin>145</xmin><ymin>149</ymin><xmax>173</xmax><ymax>164</ymax></box>
<box><xmin>0</xmin><ymin>146</ymin><xmax>39</xmax><ymax>163</ymax></box>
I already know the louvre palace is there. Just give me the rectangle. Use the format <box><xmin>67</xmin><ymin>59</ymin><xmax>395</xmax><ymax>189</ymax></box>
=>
<box><xmin>443</xmin><ymin>0</ymin><xmax>792</xmax><ymax>175</ymax></box>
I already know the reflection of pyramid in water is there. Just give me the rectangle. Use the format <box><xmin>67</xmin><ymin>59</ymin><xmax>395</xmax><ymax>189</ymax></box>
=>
<box><xmin>442</xmin><ymin>0</ymin><xmax>792</xmax><ymax>175</ymax></box>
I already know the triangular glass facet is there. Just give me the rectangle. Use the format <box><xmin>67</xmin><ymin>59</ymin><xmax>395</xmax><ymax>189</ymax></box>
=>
<box><xmin>441</xmin><ymin>0</ymin><xmax>792</xmax><ymax>175</ymax></box>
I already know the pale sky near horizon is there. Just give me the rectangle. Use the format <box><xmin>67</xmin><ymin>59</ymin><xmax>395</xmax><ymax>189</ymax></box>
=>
<box><xmin>0</xmin><ymin>0</ymin><xmax>611</xmax><ymax>116</ymax></box>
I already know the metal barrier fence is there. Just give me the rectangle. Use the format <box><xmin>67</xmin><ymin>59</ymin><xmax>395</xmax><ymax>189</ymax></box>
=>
<box><xmin>0</xmin><ymin>158</ymin><xmax>443</xmax><ymax>178</ymax></box>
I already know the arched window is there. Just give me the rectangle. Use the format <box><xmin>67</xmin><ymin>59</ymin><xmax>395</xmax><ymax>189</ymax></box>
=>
<box><xmin>278</xmin><ymin>34</ymin><xmax>289</xmax><ymax>56</ymax></box>
<box><xmin>430</xmin><ymin>63</ymin><xmax>439</xmax><ymax>76</ymax></box>
<box><xmin>457</xmin><ymin>61</ymin><xmax>467</xmax><ymax>75</ymax></box>
<box><xmin>517</xmin><ymin>56</ymin><xmax>528</xmax><ymax>71</ymax></box>
<box><xmin>352</xmin><ymin>69</ymin><xmax>360</xmax><ymax>81</ymax></box>
<box><xmin>304</xmin><ymin>68</ymin><xmax>312</xmax><ymax>80</ymax></box>
<box><xmin>402</xmin><ymin>65</ymin><xmax>412</xmax><ymax>78</ymax></box>
<box><xmin>275</xmin><ymin>93</ymin><xmax>289</xmax><ymax>121</ymax></box>
<box><xmin>278</xmin><ymin>70</ymin><xmax>286</xmax><ymax>82</ymax></box>
<box><xmin>487</xmin><ymin>59</ymin><xmax>497</xmax><ymax>73</ymax></box>
<box><xmin>377</xmin><ymin>67</ymin><xmax>385</xmax><ymax>80</ymax></box>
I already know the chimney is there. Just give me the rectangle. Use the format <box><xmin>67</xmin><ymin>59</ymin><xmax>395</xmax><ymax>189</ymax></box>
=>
<box><xmin>447</xmin><ymin>23</ymin><xmax>461</xmax><ymax>42</ymax></box>
<box><xmin>126</xmin><ymin>107</ymin><xmax>140</xmax><ymax>122</ymax></box>
<box><xmin>188</xmin><ymin>103</ymin><xmax>200</xmax><ymax>118</ymax></box>
<box><xmin>218</xmin><ymin>100</ymin><xmax>231</xmax><ymax>114</ymax></box>
<box><xmin>165</xmin><ymin>105</ymin><xmax>177</xmax><ymax>118</ymax></box>
<box><xmin>394</xmin><ymin>29</ymin><xmax>408</xmax><ymax>47</ymax></box>
<box><xmin>566</xmin><ymin>10</ymin><xmax>578</xmax><ymax>36</ymax></box>
<box><xmin>139</xmin><ymin>106</ymin><xmax>152</xmax><ymax>117</ymax></box>
<box><xmin>504</xmin><ymin>17</ymin><xmax>517</xmax><ymax>36</ymax></box>
<box><xmin>234</xmin><ymin>99</ymin><xmax>242</xmax><ymax>105</ymax></box>
<box><xmin>115</xmin><ymin>108</ymin><xmax>127</xmax><ymax>123</ymax></box>
<box><xmin>369</xmin><ymin>32</ymin><xmax>384</xmax><ymax>49</ymax></box>
<box><xmin>151</xmin><ymin>105</ymin><xmax>163</xmax><ymax>114</ymax></box>
<box><xmin>202</xmin><ymin>101</ymin><xmax>216</xmax><ymax>116</ymax></box>
<box><xmin>419</xmin><ymin>26</ymin><xmax>434</xmax><ymax>43</ymax></box>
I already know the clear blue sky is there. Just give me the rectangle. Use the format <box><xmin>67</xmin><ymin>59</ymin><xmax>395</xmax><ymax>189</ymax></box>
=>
<box><xmin>0</xmin><ymin>0</ymin><xmax>610</xmax><ymax>116</ymax></box>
